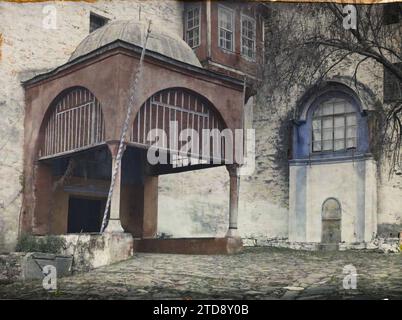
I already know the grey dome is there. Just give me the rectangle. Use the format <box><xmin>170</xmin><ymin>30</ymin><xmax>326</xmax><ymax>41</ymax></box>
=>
<box><xmin>69</xmin><ymin>20</ymin><xmax>202</xmax><ymax>67</ymax></box>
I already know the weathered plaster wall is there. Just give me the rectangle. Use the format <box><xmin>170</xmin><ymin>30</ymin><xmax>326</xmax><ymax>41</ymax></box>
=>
<box><xmin>289</xmin><ymin>159</ymin><xmax>377</xmax><ymax>243</ymax></box>
<box><xmin>0</xmin><ymin>0</ymin><xmax>183</xmax><ymax>251</ymax></box>
<box><xmin>246</xmin><ymin>4</ymin><xmax>402</xmax><ymax>244</ymax></box>
<box><xmin>158</xmin><ymin>167</ymin><xmax>229</xmax><ymax>238</ymax></box>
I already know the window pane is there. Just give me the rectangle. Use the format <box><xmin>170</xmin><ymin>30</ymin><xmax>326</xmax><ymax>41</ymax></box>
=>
<box><xmin>241</xmin><ymin>16</ymin><xmax>256</xmax><ymax>59</ymax></box>
<box><xmin>334</xmin><ymin>116</ymin><xmax>344</xmax><ymax>127</ymax></box>
<box><xmin>313</xmin><ymin>129</ymin><xmax>322</xmax><ymax>142</ymax></box>
<box><xmin>323</xmin><ymin>128</ymin><xmax>332</xmax><ymax>140</ymax></box>
<box><xmin>346</xmin><ymin>114</ymin><xmax>356</xmax><ymax>126</ymax></box>
<box><xmin>312</xmin><ymin>119</ymin><xmax>321</xmax><ymax>130</ymax></box>
<box><xmin>323</xmin><ymin>118</ymin><xmax>333</xmax><ymax>129</ymax></box>
<box><xmin>186</xmin><ymin>7</ymin><xmax>200</xmax><ymax>48</ymax></box>
<box><xmin>311</xmin><ymin>99</ymin><xmax>358</xmax><ymax>154</ymax></box>
<box><xmin>322</xmin><ymin>103</ymin><xmax>333</xmax><ymax>115</ymax></box>
<box><xmin>345</xmin><ymin>103</ymin><xmax>355</xmax><ymax>113</ymax></box>
<box><xmin>334</xmin><ymin>139</ymin><xmax>345</xmax><ymax>151</ymax></box>
<box><xmin>334</xmin><ymin>127</ymin><xmax>345</xmax><ymax>139</ymax></box>
<box><xmin>323</xmin><ymin>140</ymin><xmax>333</xmax><ymax>151</ymax></box>
<box><xmin>219</xmin><ymin>9</ymin><xmax>233</xmax><ymax>30</ymax></box>
<box><xmin>333</xmin><ymin>102</ymin><xmax>345</xmax><ymax>114</ymax></box>
<box><xmin>313</xmin><ymin>141</ymin><xmax>322</xmax><ymax>152</ymax></box>
<box><xmin>313</xmin><ymin>107</ymin><xmax>322</xmax><ymax>117</ymax></box>
<box><xmin>219</xmin><ymin>37</ymin><xmax>225</xmax><ymax>48</ymax></box>
<box><xmin>346</xmin><ymin>126</ymin><xmax>357</xmax><ymax>138</ymax></box>
<box><xmin>346</xmin><ymin>138</ymin><xmax>356</xmax><ymax>148</ymax></box>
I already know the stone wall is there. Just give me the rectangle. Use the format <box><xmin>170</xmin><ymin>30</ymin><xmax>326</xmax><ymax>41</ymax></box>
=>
<box><xmin>242</xmin><ymin>4</ymin><xmax>402</xmax><ymax>245</ymax></box>
<box><xmin>0</xmin><ymin>0</ymin><xmax>183</xmax><ymax>251</ymax></box>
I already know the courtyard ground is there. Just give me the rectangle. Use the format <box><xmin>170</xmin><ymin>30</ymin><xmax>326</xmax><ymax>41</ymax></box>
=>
<box><xmin>0</xmin><ymin>247</ymin><xmax>401</xmax><ymax>300</ymax></box>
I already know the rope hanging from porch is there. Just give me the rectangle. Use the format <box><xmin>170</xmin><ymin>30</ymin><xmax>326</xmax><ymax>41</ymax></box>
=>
<box><xmin>100</xmin><ymin>20</ymin><xmax>152</xmax><ymax>233</ymax></box>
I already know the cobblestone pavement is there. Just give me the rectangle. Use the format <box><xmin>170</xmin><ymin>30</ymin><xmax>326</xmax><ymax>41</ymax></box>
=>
<box><xmin>0</xmin><ymin>248</ymin><xmax>401</xmax><ymax>300</ymax></box>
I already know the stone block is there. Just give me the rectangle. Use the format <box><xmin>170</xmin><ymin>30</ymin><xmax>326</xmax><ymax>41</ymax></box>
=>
<box><xmin>60</xmin><ymin>233</ymin><xmax>134</xmax><ymax>271</ymax></box>
<box><xmin>22</xmin><ymin>252</ymin><xmax>73</xmax><ymax>280</ymax></box>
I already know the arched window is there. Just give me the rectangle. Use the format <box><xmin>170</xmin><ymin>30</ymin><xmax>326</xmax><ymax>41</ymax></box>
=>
<box><xmin>39</xmin><ymin>87</ymin><xmax>106</xmax><ymax>158</ymax></box>
<box><xmin>312</xmin><ymin>98</ymin><xmax>357</xmax><ymax>153</ymax></box>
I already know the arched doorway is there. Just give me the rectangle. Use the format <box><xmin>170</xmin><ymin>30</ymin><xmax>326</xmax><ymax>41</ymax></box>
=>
<box><xmin>321</xmin><ymin>198</ymin><xmax>342</xmax><ymax>244</ymax></box>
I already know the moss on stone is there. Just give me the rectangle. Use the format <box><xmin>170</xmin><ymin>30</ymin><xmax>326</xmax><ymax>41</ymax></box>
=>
<box><xmin>15</xmin><ymin>234</ymin><xmax>66</xmax><ymax>254</ymax></box>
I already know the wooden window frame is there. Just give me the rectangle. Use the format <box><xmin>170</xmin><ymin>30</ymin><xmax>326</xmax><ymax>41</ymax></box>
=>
<box><xmin>241</xmin><ymin>13</ymin><xmax>256</xmax><ymax>60</ymax></box>
<box><xmin>185</xmin><ymin>4</ymin><xmax>201</xmax><ymax>49</ymax></box>
<box><xmin>218</xmin><ymin>5</ymin><xmax>235</xmax><ymax>52</ymax></box>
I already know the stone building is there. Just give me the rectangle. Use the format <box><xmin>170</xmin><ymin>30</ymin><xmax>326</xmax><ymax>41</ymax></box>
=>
<box><xmin>0</xmin><ymin>1</ymin><xmax>401</xmax><ymax>254</ymax></box>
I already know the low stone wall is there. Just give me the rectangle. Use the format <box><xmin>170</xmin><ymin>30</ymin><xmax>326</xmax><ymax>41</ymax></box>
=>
<box><xmin>0</xmin><ymin>252</ymin><xmax>73</xmax><ymax>283</ymax></box>
<box><xmin>60</xmin><ymin>233</ymin><xmax>134</xmax><ymax>272</ymax></box>
<box><xmin>338</xmin><ymin>238</ymin><xmax>400</xmax><ymax>253</ymax></box>
<box><xmin>0</xmin><ymin>233</ymin><xmax>134</xmax><ymax>283</ymax></box>
<box><xmin>242</xmin><ymin>237</ymin><xmax>401</xmax><ymax>253</ymax></box>
<box><xmin>0</xmin><ymin>252</ymin><xmax>25</xmax><ymax>283</ymax></box>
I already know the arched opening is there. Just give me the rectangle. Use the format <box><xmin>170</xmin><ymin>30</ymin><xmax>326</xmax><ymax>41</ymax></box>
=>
<box><xmin>292</xmin><ymin>88</ymin><xmax>369</xmax><ymax>160</ymax></box>
<box><xmin>32</xmin><ymin>87</ymin><xmax>110</xmax><ymax>235</ymax></box>
<box><xmin>130</xmin><ymin>87</ymin><xmax>228</xmax><ymax>168</ymax></box>
<box><xmin>321</xmin><ymin>198</ymin><xmax>342</xmax><ymax>244</ymax></box>
<box><xmin>39</xmin><ymin>87</ymin><xmax>106</xmax><ymax>159</ymax></box>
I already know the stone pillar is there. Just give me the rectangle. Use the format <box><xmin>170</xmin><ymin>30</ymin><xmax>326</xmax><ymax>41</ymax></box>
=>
<box><xmin>142</xmin><ymin>175</ymin><xmax>158</xmax><ymax>238</ymax></box>
<box><xmin>105</xmin><ymin>142</ymin><xmax>124</xmax><ymax>233</ymax></box>
<box><xmin>226</xmin><ymin>164</ymin><xmax>240</xmax><ymax>238</ymax></box>
<box><xmin>32</xmin><ymin>162</ymin><xmax>53</xmax><ymax>235</ymax></box>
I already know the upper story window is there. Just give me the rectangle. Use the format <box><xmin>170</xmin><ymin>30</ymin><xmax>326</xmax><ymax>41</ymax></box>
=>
<box><xmin>241</xmin><ymin>14</ymin><xmax>256</xmax><ymax>59</ymax></box>
<box><xmin>185</xmin><ymin>5</ymin><xmax>201</xmax><ymax>48</ymax></box>
<box><xmin>384</xmin><ymin>63</ymin><xmax>402</xmax><ymax>103</ymax></box>
<box><xmin>218</xmin><ymin>6</ymin><xmax>234</xmax><ymax>52</ymax></box>
<box><xmin>89</xmin><ymin>12</ymin><xmax>109</xmax><ymax>33</ymax></box>
<box><xmin>383</xmin><ymin>3</ymin><xmax>402</xmax><ymax>25</ymax></box>
<box><xmin>312</xmin><ymin>98</ymin><xmax>357</xmax><ymax>153</ymax></box>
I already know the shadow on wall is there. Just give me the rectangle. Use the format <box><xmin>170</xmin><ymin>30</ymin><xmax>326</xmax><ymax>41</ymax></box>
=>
<box><xmin>157</xmin><ymin>166</ymin><xmax>229</xmax><ymax>238</ymax></box>
<box><xmin>158</xmin><ymin>195</ymin><xmax>228</xmax><ymax>238</ymax></box>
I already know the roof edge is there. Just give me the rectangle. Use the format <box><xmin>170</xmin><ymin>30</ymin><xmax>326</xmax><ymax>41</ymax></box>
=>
<box><xmin>22</xmin><ymin>40</ymin><xmax>244</xmax><ymax>89</ymax></box>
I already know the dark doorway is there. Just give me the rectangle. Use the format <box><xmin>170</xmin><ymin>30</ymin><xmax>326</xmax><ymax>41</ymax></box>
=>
<box><xmin>67</xmin><ymin>197</ymin><xmax>104</xmax><ymax>233</ymax></box>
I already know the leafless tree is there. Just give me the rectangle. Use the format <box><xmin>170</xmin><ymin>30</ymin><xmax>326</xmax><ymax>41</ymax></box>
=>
<box><xmin>262</xmin><ymin>2</ymin><xmax>402</xmax><ymax>171</ymax></box>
